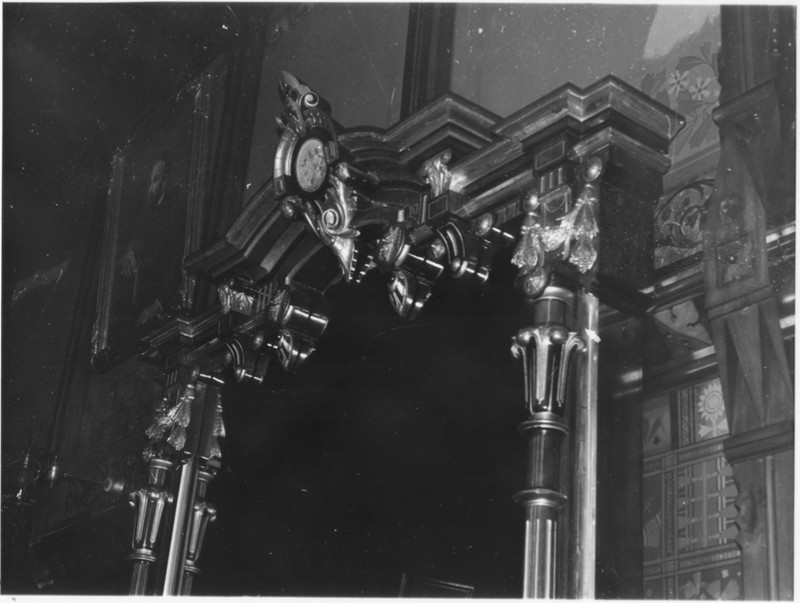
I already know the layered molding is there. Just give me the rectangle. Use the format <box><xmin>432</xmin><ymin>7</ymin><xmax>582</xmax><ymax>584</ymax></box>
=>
<box><xmin>724</xmin><ymin>420</ymin><xmax>794</xmax><ymax>464</ymax></box>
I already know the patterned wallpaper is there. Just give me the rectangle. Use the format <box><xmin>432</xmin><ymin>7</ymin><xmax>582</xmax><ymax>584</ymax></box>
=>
<box><xmin>635</xmin><ymin>7</ymin><xmax>722</xmax><ymax>269</ymax></box>
<box><xmin>637</xmin><ymin>7</ymin><xmax>721</xmax><ymax>182</ymax></box>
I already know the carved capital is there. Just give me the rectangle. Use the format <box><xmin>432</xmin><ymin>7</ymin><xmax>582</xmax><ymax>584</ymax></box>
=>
<box><xmin>511</xmin><ymin>325</ymin><xmax>585</xmax><ymax>417</ymax></box>
<box><xmin>128</xmin><ymin>458</ymin><xmax>175</xmax><ymax>563</ymax></box>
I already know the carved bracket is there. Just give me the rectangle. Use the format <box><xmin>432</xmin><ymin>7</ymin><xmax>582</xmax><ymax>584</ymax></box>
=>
<box><xmin>216</xmin><ymin>278</ymin><xmax>332</xmax><ymax>377</ymax></box>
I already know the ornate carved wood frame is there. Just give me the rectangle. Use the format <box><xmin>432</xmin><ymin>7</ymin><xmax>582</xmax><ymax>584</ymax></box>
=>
<box><xmin>124</xmin><ymin>71</ymin><xmax>684</xmax><ymax>597</ymax></box>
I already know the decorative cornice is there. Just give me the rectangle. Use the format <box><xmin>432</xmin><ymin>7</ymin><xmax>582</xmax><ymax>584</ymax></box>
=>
<box><xmin>494</xmin><ymin>76</ymin><xmax>685</xmax><ymax>150</ymax></box>
<box><xmin>385</xmin><ymin>93</ymin><xmax>500</xmax><ymax>164</ymax></box>
<box><xmin>569</xmin><ymin>126</ymin><xmax>673</xmax><ymax>174</ymax></box>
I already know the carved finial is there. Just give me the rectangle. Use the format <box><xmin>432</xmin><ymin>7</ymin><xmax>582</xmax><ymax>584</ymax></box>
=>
<box><xmin>277</xmin><ymin>70</ymin><xmax>318</xmax><ymax>136</ymax></box>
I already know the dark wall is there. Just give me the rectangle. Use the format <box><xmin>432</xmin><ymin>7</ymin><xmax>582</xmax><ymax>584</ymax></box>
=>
<box><xmin>198</xmin><ymin>257</ymin><xmax>532</xmax><ymax>596</ymax></box>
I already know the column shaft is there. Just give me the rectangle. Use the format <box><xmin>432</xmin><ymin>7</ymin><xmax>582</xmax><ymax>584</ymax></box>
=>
<box><xmin>568</xmin><ymin>291</ymin><xmax>599</xmax><ymax>598</ymax></box>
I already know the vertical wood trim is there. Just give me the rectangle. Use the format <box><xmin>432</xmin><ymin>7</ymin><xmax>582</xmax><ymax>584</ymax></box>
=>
<box><xmin>765</xmin><ymin>454</ymin><xmax>779</xmax><ymax>597</ymax></box>
<box><xmin>570</xmin><ymin>291</ymin><xmax>598</xmax><ymax>599</ymax></box>
<box><xmin>163</xmin><ymin>455</ymin><xmax>197</xmax><ymax>595</ymax></box>
<box><xmin>400</xmin><ymin>3</ymin><xmax>456</xmax><ymax>119</ymax></box>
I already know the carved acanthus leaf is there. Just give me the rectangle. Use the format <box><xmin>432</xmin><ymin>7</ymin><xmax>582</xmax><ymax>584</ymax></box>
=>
<box><xmin>419</xmin><ymin>149</ymin><xmax>452</xmax><ymax>197</ymax></box>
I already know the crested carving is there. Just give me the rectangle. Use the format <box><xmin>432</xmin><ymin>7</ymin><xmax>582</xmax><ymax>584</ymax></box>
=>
<box><xmin>276</xmin><ymin>70</ymin><xmax>319</xmax><ymax>137</ymax></box>
<box><xmin>274</xmin><ymin>73</ymin><xmax>406</xmax><ymax>283</ymax></box>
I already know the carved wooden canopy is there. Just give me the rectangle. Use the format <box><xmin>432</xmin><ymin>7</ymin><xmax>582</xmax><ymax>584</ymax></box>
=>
<box><xmin>138</xmin><ymin>73</ymin><xmax>682</xmax><ymax>390</ymax></box>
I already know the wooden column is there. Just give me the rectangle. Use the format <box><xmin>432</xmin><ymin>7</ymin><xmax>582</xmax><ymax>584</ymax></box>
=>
<box><xmin>160</xmin><ymin>378</ymin><xmax>223</xmax><ymax>596</ymax></box>
<box><xmin>512</xmin><ymin>281</ymin><xmax>582</xmax><ymax>598</ymax></box>
<box><xmin>569</xmin><ymin>290</ymin><xmax>598</xmax><ymax>598</ymax></box>
<box><xmin>499</xmin><ymin>77</ymin><xmax>680</xmax><ymax>597</ymax></box>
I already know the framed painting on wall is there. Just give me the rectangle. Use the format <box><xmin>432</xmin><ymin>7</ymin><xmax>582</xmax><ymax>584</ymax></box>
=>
<box><xmin>91</xmin><ymin>51</ymin><xmax>254</xmax><ymax>371</ymax></box>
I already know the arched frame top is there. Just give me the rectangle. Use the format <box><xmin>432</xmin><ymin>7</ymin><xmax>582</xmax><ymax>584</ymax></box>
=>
<box><xmin>140</xmin><ymin>73</ymin><xmax>682</xmax><ymax>383</ymax></box>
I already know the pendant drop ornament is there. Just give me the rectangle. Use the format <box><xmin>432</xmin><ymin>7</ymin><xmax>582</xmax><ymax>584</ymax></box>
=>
<box><xmin>560</xmin><ymin>182</ymin><xmax>599</xmax><ymax>274</ymax></box>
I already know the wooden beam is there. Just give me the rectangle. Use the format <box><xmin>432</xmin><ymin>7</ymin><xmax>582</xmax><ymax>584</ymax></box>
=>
<box><xmin>400</xmin><ymin>4</ymin><xmax>456</xmax><ymax>119</ymax></box>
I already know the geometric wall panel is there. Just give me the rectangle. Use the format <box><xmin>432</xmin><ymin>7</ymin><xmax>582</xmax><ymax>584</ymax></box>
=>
<box><xmin>643</xmin><ymin>378</ymin><xmax>742</xmax><ymax>600</ymax></box>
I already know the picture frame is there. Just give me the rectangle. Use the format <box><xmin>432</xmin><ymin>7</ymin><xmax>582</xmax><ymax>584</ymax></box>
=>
<box><xmin>91</xmin><ymin>57</ymin><xmax>234</xmax><ymax>371</ymax></box>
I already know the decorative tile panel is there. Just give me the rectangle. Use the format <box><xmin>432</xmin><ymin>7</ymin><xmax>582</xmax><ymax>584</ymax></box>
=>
<box><xmin>643</xmin><ymin>473</ymin><xmax>664</xmax><ymax>562</ymax></box>
<box><xmin>677</xmin><ymin>564</ymin><xmax>742</xmax><ymax>600</ymax></box>
<box><xmin>642</xmin><ymin>377</ymin><xmax>741</xmax><ymax>599</ymax></box>
<box><xmin>693</xmin><ymin>379</ymin><xmax>729</xmax><ymax>441</ymax></box>
<box><xmin>676</xmin><ymin>457</ymin><xmax>737</xmax><ymax>553</ymax></box>
<box><xmin>643</xmin><ymin>395</ymin><xmax>672</xmax><ymax>455</ymax></box>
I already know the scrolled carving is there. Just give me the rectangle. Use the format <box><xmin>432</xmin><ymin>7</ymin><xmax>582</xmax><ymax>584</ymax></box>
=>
<box><xmin>276</xmin><ymin>70</ymin><xmax>320</xmax><ymax>138</ymax></box>
<box><xmin>274</xmin><ymin>72</ymin><xmax>411</xmax><ymax>284</ymax></box>
<box><xmin>655</xmin><ymin>179</ymin><xmax>713</xmax><ymax>249</ymax></box>
<box><xmin>317</xmin><ymin>167</ymin><xmax>357</xmax><ymax>237</ymax></box>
